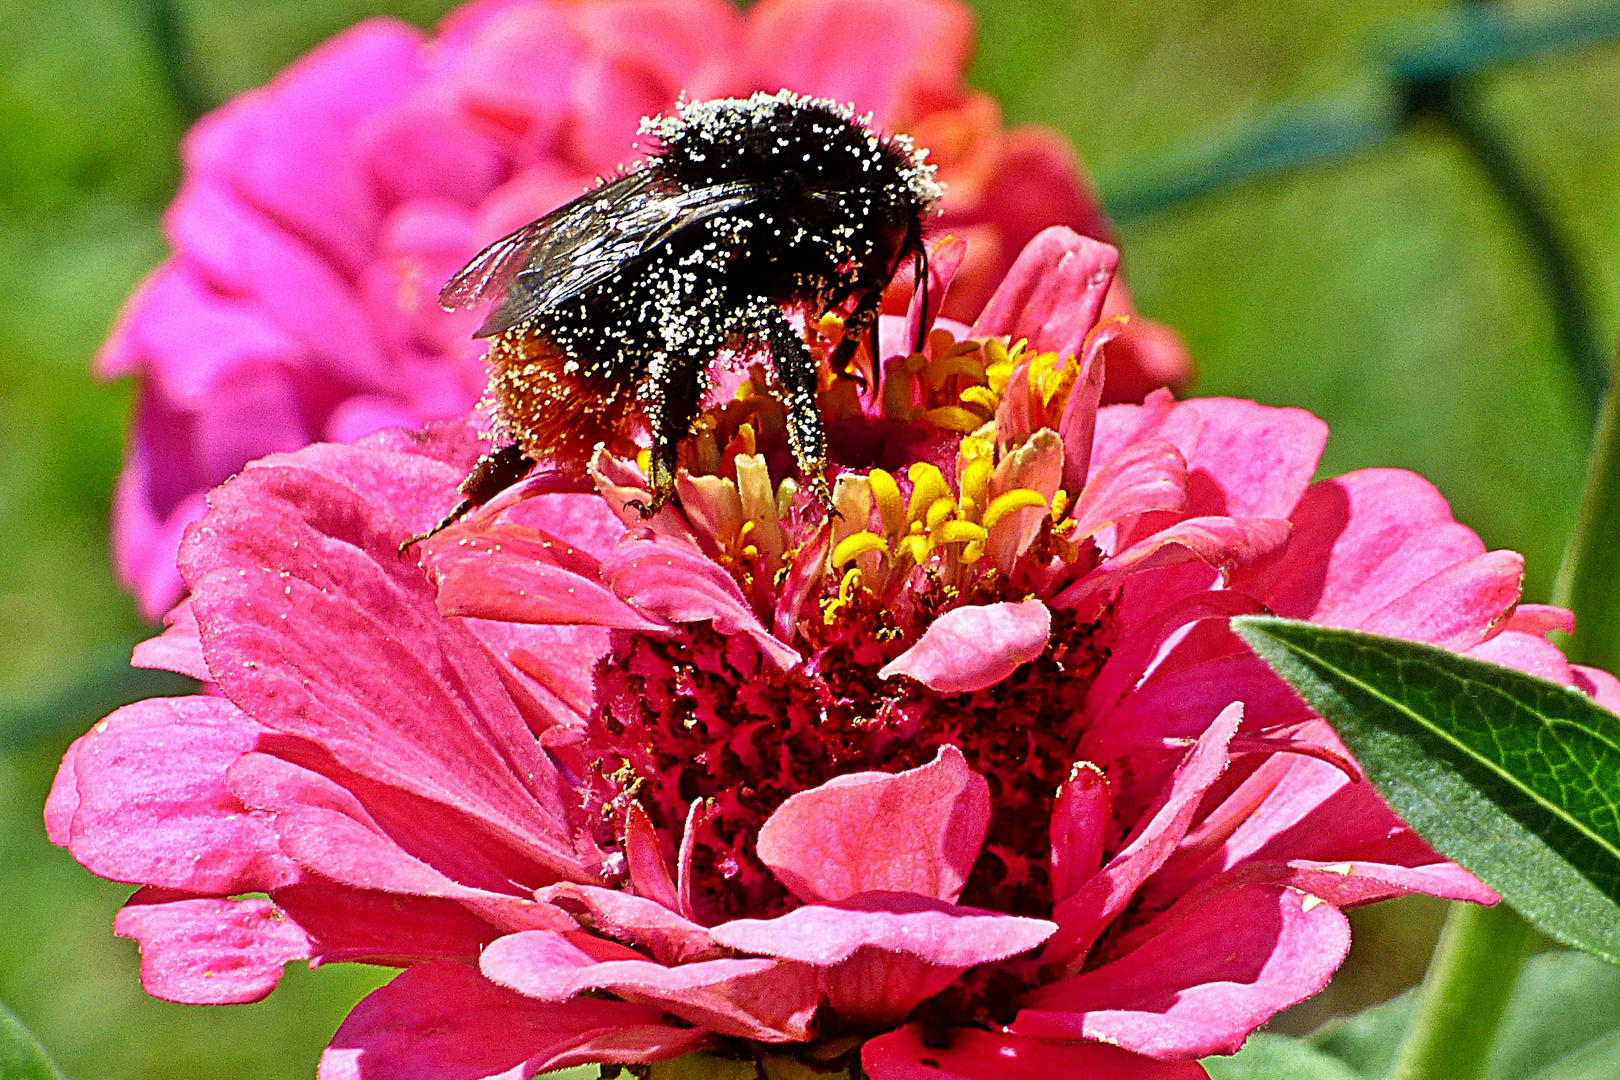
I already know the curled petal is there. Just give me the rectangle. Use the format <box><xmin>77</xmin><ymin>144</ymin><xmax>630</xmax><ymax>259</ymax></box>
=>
<box><xmin>971</xmin><ymin>227</ymin><xmax>1118</xmax><ymax>360</ymax></box>
<box><xmin>1069</xmin><ymin>438</ymin><xmax>1188</xmax><ymax>540</ymax></box>
<box><xmin>755</xmin><ymin>744</ymin><xmax>989</xmax><ymax>904</ymax></box>
<box><xmin>1054</xmin><ymin>517</ymin><xmax>1293</xmax><ymax>618</ymax></box>
<box><xmin>1359</xmin><ymin>549</ymin><xmax>1524</xmax><ymax>650</ymax></box>
<box><xmin>115</xmin><ymin>894</ymin><xmax>313</xmax><ymax>1005</ymax></box>
<box><xmin>130</xmin><ymin>599</ymin><xmax>210</xmax><ymax>681</ymax></box>
<box><xmin>879</xmin><ymin>599</ymin><xmax>1051</xmax><ymax>693</ymax></box>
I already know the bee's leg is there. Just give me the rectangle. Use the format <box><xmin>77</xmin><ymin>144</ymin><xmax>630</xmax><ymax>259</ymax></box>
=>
<box><xmin>627</xmin><ymin>353</ymin><xmax>704</xmax><ymax>519</ymax></box>
<box><xmin>764</xmin><ymin>307</ymin><xmax>837</xmax><ymax>516</ymax></box>
<box><xmin>398</xmin><ymin>442</ymin><xmax>535</xmax><ymax>554</ymax></box>
<box><xmin>826</xmin><ymin>284</ymin><xmax>884</xmax><ymax>389</ymax></box>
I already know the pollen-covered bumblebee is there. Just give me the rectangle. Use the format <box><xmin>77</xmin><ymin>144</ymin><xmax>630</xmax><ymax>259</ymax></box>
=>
<box><xmin>412</xmin><ymin>90</ymin><xmax>941</xmax><ymax>543</ymax></box>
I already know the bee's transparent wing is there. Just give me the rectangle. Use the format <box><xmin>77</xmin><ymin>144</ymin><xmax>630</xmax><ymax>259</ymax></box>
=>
<box><xmin>438</xmin><ymin>169</ymin><xmax>760</xmax><ymax>338</ymax></box>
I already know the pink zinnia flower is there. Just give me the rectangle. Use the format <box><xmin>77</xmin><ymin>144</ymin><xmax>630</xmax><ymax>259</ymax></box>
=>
<box><xmin>97</xmin><ymin>0</ymin><xmax>1192</xmax><ymax>622</ymax></box>
<box><xmin>52</xmin><ymin>226</ymin><xmax>1618</xmax><ymax>1079</ymax></box>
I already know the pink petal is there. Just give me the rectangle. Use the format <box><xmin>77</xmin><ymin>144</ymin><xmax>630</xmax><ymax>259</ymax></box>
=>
<box><xmin>1170</xmin><ymin>398</ymin><xmax>1328</xmax><ymax>520</ymax></box>
<box><xmin>1044</xmin><ymin>702</ymin><xmax>1243</xmax><ymax>973</ymax></box>
<box><xmin>1050</xmin><ymin>762</ymin><xmax>1112</xmax><ymax>905</ymax></box>
<box><xmin>1357</xmin><ymin>549</ymin><xmax>1523</xmax><ymax>650</ymax></box>
<box><xmin>905</xmin><ymin>234</ymin><xmax>968</xmax><ymax>354</ymax></box>
<box><xmin>1056</xmin><ymin>325</ymin><xmax>1112</xmax><ymax>495</ymax></box>
<box><xmin>1053</xmin><ymin>517</ymin><xmax>1292</xmax><ymax>618</ymax></box>
<box><xmin>878</xmin><ymin>600</ymin><xmax>1051</xmax><ymax>692</ymax></box>
<box><xmin>1016</xmin><ymin>884</ymin><xmax>1350</xmax><ymax>1058</ymax></box>
<box><xmin>1095</xmin><ymin>277</ymin><xmax>1195</xmax><ymax>404</ymax></box>
<box><xmin>1574</xmin><ymin>665</ymin><xmax>1620</xmax><ymax>712</ymax></box>
<box><xmin>114</xmin><ymin>895</ymin><xmax>313</xmax><ymax>1005</ymax></box>
<box><xmin>1465</xmin><ymin>630</ymin><xmax>1576</xmax><ymax>684</ymax></box>
<box><xmin>537</xmin><ymin>881</ymin><xmax>716</xmax><ymax>966</ymax></box>
<box><xmin>603</xmin><ymin>537</ymin><xmax>800</xmax><ymax>669</ymax></box>
<box><xmin>178</xmin><ymin>450</ymin><xmax>586</xmax><ymax>881</ymax></box>
<box><xmin>971</xmin><ymin>227</ymin><xmax>1118</xmax><ymax>360</ymax></box>
<box><xmin>746</xmin><ymin>0</ymin><xmax>973</xmax><ymax>126</ymax></box>
<box><xmin>1238</xmin><ymin>468</ymin><xmax>1486</xmax><ymax>627</ymax></box>
<box><xmin>46</xmin><ymin>697</ymin><xmax>300</xmax><ymax>894</ymax></box>
<box><xmin>319</xmin><ymin>961</ymin><xmax>707</xmax><ymax>1080</ymax></box>
<box><xmin>479</xmin><ymin>930</ymin><xmax>817</xmax><ymax>1042</ymax></box>
<box><xmin>276</xmin><ymin>880</ymin><xmax>499</xmax><ymax>966</ymax></box>
<box><xmin>425</xmin><ymin>522</ymin><xmax>666</xmax><ymax>631</ymax></box>
<box><xmin>130</xmin><ymin>598</ymin><xmax>209</xmax><ymax>681</ymax></box>
<box><xmin>755</xmin><ymin>744</ymin><xmax>989</xmax><ymax>904</ymax></box>
<box><xmin>1500</xmin><ymin>604</ymin><xmax>1575</xmax><ymax>637</ymax></box>
<box><xmin>1069</xmin><ymin>438</ymin><xmax>1188</xmax><ymax>540</ymax></box>
<box><xmin>624</xmin><ymin>801</ymin><xmax>682</xmax><ymax>915</ymax></box>
<box><xmin>712</xmin><ymin>894</ymin><xmax>1055</xmax><ymax>1029</ymax></box>
<box><xmin>710</xmin><ymin>892</ymin><xmax>1055</xmax><ymax>969</ymax></box>
<box><xmin>863</xmin><ymin>1024</ymin><xmax>1208</xmax><ymax>1080</ymax></box>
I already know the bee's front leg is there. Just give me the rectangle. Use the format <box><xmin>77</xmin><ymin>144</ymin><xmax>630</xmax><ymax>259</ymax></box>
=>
<box><xmin>631</xmin><ymin>351</ymin><xmax>705</xmax><ymax>519</ymax></box>
<box><xmin>764</xmin><ymin>307</ymin><xmax>837</xmax><ymax>516</ymax></box>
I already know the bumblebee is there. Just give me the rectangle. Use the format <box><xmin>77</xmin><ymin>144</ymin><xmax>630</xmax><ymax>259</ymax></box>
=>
<box><xmin>412</xmin><ymin>90</ymin><xmax>941</xmax><ymax>543</ymax></box>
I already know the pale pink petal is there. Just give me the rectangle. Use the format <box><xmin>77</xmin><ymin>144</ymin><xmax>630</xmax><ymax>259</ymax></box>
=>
<box><xmin>1358</xmin><ymin>549</ymin><xmax>1523</xmax><ymax>650</ymax></box>
<box><xmin>538</xmin><ymin>882</ymin><xmax>716</xmax><ymax>966</ymax></box>
<box><xmin>1466</xmin><ymin>630</ymin><xmax>1576</xmax><ymax>684</ymax></box>
<box><xmin>863</xmin><ymin>1024</ymin><xmax>1208</xmax><ymax>1080</ymax></box>
<box><xmin>603</xmin><ymin>537</ymin><xmax>800</xmax><ymax>669</ymax></box>
<box><xmin>114</xmin><ymin>895</ymin><xmax>313</xmax><ymax>1005</ymax></box>
<box><xmin>755</xmin><ymin>744</ymin><xmax>989</xmax><ymax>904</ymax></box>
<box><xmin>710</xmin><ymin>892</ymin><xmax>1055</xmax><ymax>968</ymax></box>
<box><xmin>46</xmin><ymin>697</ymin><xmax>300</xmax><ymax>894</ymax></box>
<box><xmin>1044</xmin><ymin>702</ymin><xmax>1243</xmax><ymax>973</ymax></box>
<box><xmin>878</xmin><ymin>600</ymin><xmax>1051</xmax><ymax>692</ymax></box>
<box><xmin>479</xmin><ymin>930</ymin><xmax>817</xmax><ymax>1042</ymax></box>
<box><xmin>1016</xmin><ymin>884</ymin><xmax>1350</xmax><ymax>1058</ymax></box>
<box><xmin>318</xmin><ymin>961</ymin><xmax>708</xmax><ymax>1080</ymax></box>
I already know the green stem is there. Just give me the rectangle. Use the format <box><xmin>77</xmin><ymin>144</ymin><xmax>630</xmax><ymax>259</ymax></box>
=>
<box><xmin>1388</xmin><ymin>902</ymin><xmax>1535</xmax><ymax>1080</ymax></box>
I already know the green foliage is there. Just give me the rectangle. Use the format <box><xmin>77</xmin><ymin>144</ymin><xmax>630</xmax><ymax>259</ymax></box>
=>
<box><xmin>0</xmin><ymin>1001</ymin><xmax>66</xmax><ymax>1080</ymax></box>
<box><xmin>1234</xmin><ymin>615</ymin><xmax>1620</xmax><ymax>965</ymax></box>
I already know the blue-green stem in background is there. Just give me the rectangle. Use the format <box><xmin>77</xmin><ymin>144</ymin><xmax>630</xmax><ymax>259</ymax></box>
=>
<box><xmin>1389</xmin><ymin>340</ymin><xmax>1620</xmax><ymax>1080</ymax></box>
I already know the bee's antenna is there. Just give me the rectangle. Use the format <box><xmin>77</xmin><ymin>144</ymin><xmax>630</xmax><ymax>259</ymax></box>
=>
<box><xmin>913</xmin><ymin>244</ymin><xmax>930</xmax><ymax>355</ymax></box>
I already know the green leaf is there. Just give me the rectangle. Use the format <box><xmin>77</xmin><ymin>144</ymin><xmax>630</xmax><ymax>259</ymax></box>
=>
<box><xmin>1203</xmin><ymin>1033</ymin><xmax>1364</xmax><ymax>1079</ymax></box>
<box><xmin>1231</xmin><ymin>615</ymin><xmax>1620</xmax><ymax>966</ymax></box>
<box><xmin>1551</xmin><ymin>346</ymin><xmax>1620</xmax><ymax>677</ymax></box>
<box><xmin>1485</xmin><ymin>950</ymin><xmax>1620</xmax><ymax>1080</ymax></box>
<box><xmin>0</xmin><ymin>1001</ymin><xmax>66</xmax><ymax>1080</ymax></box>
<box><xmin>1308</xmin><ymin>988</ymin><xmax>1417</xmax><ymax>1079</ymax></box>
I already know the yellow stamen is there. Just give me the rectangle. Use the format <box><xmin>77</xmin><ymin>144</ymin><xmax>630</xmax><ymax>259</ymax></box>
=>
<box><xmin>922</xmin><ymin>405</ymin><xmax>988</xmax><ymax>433</ymax></box>
<box><xmin>935</xmin><ymin>520</ymin><xmax>988</xmax><ymax>545</ymax></box>
<box><xmin>982</xmin><ymin>488</ymin><xmax>1049</xmax><ymax>532</ymax></box>
<box><xmin>867</xmin><ymin>469</ymin><xmax>905</xmax><ymax>536</ymax></box>
<box><xmin>832</xmin><ymin>531</ymin><xmax>889</xmax><ymax>568</ymax></box>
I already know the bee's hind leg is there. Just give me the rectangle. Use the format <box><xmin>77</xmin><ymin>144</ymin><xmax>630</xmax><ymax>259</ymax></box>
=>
<box><xmin>764</xmin><ymin>307</ymin><xmax>837</xmax><ymax>517</ymax></box>
<box><xmin>399</xmin><ymin>442</ymin><xmax>535</xmax><ymax>555</ymax></box>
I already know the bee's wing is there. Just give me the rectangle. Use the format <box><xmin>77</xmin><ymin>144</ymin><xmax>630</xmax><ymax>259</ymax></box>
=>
<box><xmin>438</xmin><ymin>170</ymin><xmax>760</xmax><ymax>338</ymax></box>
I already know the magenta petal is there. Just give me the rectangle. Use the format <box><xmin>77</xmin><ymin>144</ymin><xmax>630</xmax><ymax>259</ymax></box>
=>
<box><xmin>755</xmin><ymin>744</ymin><xmax>989</xmax><ymax>904</ymax></box>
<box><xmin>1045</xmin><ymin>702</ymin><xmax>1243</xmax><ymax>972</ymax></box>
<box><xmin>480</xmin><ymin>930</ymin><xmax>818</xmax><ymax>1042</ymax></box>
<box><xmin>862</xmin><ymin>1024</ymin><xmax>1208</xmax><ymax>1080</ymax></box>
<box><xmin>319</xmin><ymin>961</ymin><xmax>707</xmax><ymax>1080</ymax></box>
<box><xmin>971</xmin><ymin>227</ymin><xmax>1118</xmax><ymax>359</ymax></box>
<box><xmin>710</xmin><ymin>892</ymin><xmax>1055</xmax><ymax>969</ymax></box>
<box><xmin>1050</xmin><ymin>762</ymin><xmax>1112</xmax><ymax>905</ymax></box>
<box><xmin>114</xmin><ymin>895</ymin><xmax>313</xmax><ymax>1004</ymax></box>
<box><xmin>1358</xmin><ymin>549</ymin><xmax>1523</xmax><ymax>650</ymax></box>
<box><xmin>1016</xmin><ymin>884</ymin><xmax>1350</xmax><ymax>1058</ymax></box>
<box><xmin>603</xmin><ymin>537</ymin><xmax>800</xmax><ymax>669</ymax></box>
<box><xmin>46</xmin><ymin>697</ymin><xmax>300</xmax><ymax>893</ymax></box>
<box><xmin>1054</xmin><ymin>517</ymin><xmax>1292</xmax><ymax>617</ymax></box>
<box><xmin>878</xmin><ymin>599</ymin><xmax>1051</xmax><ymax>692</ymax></box>
<box><xmin>276</xmin><ymin>880</ymin><xmax>499</xmax><ymax>966</ymax></box>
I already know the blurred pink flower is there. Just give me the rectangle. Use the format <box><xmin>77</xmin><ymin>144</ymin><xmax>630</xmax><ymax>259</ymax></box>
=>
<box><xmin>50</xmin><ymin>226</ymin><xmax>1615</xmax><ymax>1080</ymax></box>
<box><xmin>98</xmin><ymin>0</ymin><xmax>1191</xmax><ymax>621</ymax></box>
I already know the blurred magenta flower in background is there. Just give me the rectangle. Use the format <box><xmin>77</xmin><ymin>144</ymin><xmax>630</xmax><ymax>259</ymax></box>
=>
<box><xmin>48</xmin><ymin>226</ymin><xmax>1615</xmax><ymax>1079</ymax></box>
<box><xmin>97</xmin><ymin>0</ymin><xmax>1192</xmax><ymax>622</ymax></box>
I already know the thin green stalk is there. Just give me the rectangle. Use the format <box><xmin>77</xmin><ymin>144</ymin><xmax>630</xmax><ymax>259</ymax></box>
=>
<box><xmin>1388</xmin><ymin>902</ymin><xmax>1535</xmax><ymax>1080</ymax></box>
<box><xmin>1388</xmin><ymin>343</ymin><xmax>1620</xmax><ymax>1079</ymax></box>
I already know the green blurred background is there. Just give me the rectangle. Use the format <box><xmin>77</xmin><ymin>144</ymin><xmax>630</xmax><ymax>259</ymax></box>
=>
<box><xmin>1</xmin><ymin>0</ymin><xmax>1615</xmax><ymax>1076</ymax></box>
